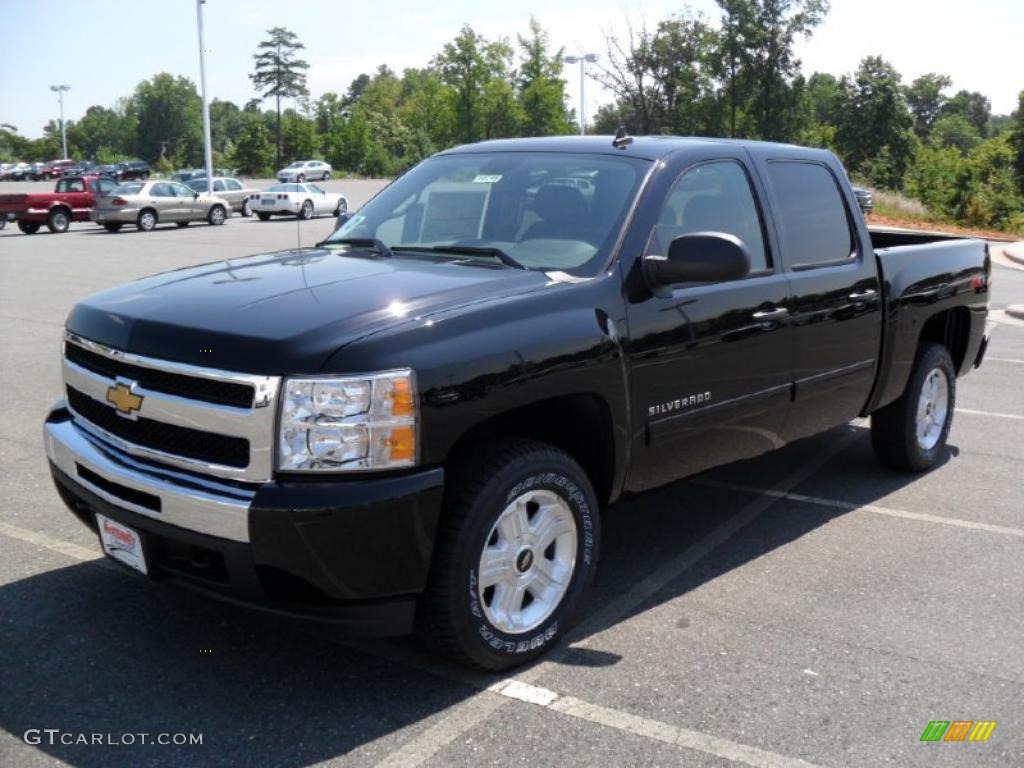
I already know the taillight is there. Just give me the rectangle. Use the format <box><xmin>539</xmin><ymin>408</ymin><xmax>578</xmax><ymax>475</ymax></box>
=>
<box><xmin>111</xmin><ymin>197</ymin><xmax>128</xmax><ymax>207</ymax></box>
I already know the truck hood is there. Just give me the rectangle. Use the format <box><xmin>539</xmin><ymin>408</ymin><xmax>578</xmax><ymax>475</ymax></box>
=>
<box><xmin>66</xmin><ymin>247</ymin><xmax>551</xmax><ymax>373</ymax></box>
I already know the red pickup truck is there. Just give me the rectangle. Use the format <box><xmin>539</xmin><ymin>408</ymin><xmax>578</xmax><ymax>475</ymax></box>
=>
<box><xmin>0</xmin><ymin>174</ymin><xmax>120</xmax><ymax>234</ymax></box>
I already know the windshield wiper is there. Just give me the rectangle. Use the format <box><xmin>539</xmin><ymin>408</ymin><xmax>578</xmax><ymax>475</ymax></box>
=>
<box><xmin>318</xmin><ymin>237</ymin><xmax>394</xmax><ymax>258</ymax></box>
<box><xmin>392</xmin><ymin>245</ymin><xmax>526</xmax><ymax>270</ymax></box>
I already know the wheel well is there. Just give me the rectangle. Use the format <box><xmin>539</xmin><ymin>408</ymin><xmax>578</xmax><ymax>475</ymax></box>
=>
<box><xmin>445</xmin><ymin>394</ymin><xmax>616</xmax><ymax>506</ymax></box>
<box><xmin>49</xmin><ymin>204</ymin><xmax>71</xmax><ymax>217</ymax></box>
<box><xmin>139</xmin><ymin>206</ymin><xmax>157</xmax><ymax>219</ymax></box>
<box><xmin>919</xmin><ymin>307</ymin><xmax>970</xmax><ymax>374</ymax></box>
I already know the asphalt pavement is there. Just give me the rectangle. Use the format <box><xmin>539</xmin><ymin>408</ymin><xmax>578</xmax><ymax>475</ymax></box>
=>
<box><xmin>1</xmin><ymin>186</ymin><xmax>1022</xmax><ymax>767</ymax></box>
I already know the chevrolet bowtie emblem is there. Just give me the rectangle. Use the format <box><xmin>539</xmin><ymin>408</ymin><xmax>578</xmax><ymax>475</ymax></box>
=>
<box><xmin>106</xmin><ymin>381</ymin><xmax>144</xmax><ymax>417</ymax></box>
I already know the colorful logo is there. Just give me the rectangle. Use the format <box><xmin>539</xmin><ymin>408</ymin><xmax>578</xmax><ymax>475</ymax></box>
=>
<box><xmin>920</xmin><ymin>721</ymin><xmax>997</xmax><ymax>742</ymax></box>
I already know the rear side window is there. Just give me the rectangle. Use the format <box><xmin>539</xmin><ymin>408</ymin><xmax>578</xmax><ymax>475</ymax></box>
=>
<box><xmin>225</xmin><ymin>179</ymin><xmax>242</xmax><ymax>191</ymax></box>
<box><xmin>650</xmin><ymin>160</ymin><xmax>769</xmax><ymax>272</ymax></box>
<box><xmin>57</xmin><ymin>179</ymin><xmax>85</xmax><ymax>193</ymax></box>
<box><xmin>766</xmin><ymin>162</ymin><xmax>854</xmax><ymax>268</ymax></box>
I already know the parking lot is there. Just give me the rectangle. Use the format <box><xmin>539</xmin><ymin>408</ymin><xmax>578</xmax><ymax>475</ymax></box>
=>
<box><xmin>1</xmin><ymin>178</ymin><xmax>1022</xmax><ymax>767</ymax></box>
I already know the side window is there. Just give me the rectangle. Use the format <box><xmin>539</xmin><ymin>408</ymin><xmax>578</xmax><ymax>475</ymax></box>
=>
<box><xmin>650</xmin><ymin>160</ymin><xmax>769</xmax><ymax>272</ymax></box>
<box><xmin>171</xmin><ymin>182</ymin><xmax>194</xmax><ymax>197</ymax></box>
<box><xmin>56</xmin><ymin>179</ymin><xmax>70</xmax><ymax>192</ymax></box>
<box><xmin>98</xmin><ymin>179</ymin><xmax>117</xmax><ymax>193</ymax></box>
<box><xmin>766</xmin><ymin>162</ymin><xmax>854</xmax><ymax>268</ymax></box>
<box><xmin>151</xmin><ymin>183</ymin><xmax>173</xmax><ymax>197</ymax></box>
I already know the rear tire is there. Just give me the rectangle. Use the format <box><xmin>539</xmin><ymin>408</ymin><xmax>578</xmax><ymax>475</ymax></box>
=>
<box><xmin>137</xmin><ymin>209</ymin><xmax>157</xmax><ymax>231</ymax></box>
<box><xmin>323</xmin><ymin>171</ymin><xmax>331</xmax><ymax>180</ymax></box>
<box><xmin>241</xmin><ymin>199</ymin><xmax>252</xmax><ymax>217</ymax></box>
<box><xmin>103</xmin><ymin>223</ymin><xmax>122</xmax><ymax>233</ymax></box>
<box><xmin>420</xmin><ymin>439</ymin><xmax>599</xmax><ymax>670</ymax></box>
<box><xmin>298</xmin><ymin>200</ymin><xmax>314</xmax><ymax>220</ymax></box>
<box><xmin>871</xmin><ymin>342</ymin><xmax>956</xmax><ymax>472</ymax></box>
<box><xmin>47</xmin><ymin>208</ymin><xmax>71</xmax><ymax>233</ymax></box>
<box><xmin>257</xmin><ymin>212</ymin><xmax>271</xmax><ymax>222</ymax></box>
<box><xmin>17</xmin><ymin>221</ymin><xmax>40</xmax><ymax>234</ymax></box>
<box><xmin>297</xmin><ymin>174</ymin><xmax>305</xmax><ymax>183</ymax></box>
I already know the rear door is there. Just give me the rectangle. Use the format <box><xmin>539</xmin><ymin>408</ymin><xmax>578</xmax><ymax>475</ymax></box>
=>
<box><xmin>756</xmin><ymin>156</ymin><xmax>882</xmax><ymax>440</ymax></box>
<box><xmin>625</xmin><ymin>151</ymin><xmax>794</xmax><ymax>492</ymax></box>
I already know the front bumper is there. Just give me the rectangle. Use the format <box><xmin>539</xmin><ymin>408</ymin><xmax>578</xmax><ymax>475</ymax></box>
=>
<box><xmin>44</xmin><ymin>403</ymin><xmax>445</xmax><ymax>634</ymax></box>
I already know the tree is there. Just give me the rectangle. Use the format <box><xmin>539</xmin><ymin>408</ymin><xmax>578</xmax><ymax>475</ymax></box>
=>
<box><xmin>250</xmin><ymin>27</ymin><xmax>310</xmax><ymax>168</ymax></box>
<box><xmin>741</xmin><ymin>0</ymin><xmax>829</xmax><ymax>141</ymax></box>
<box><xmin>835</xmin><ymin>56</ymin><xmax>914</xmax><ymax>188</ymax></box>
<box><xmin>209</xmin><ymin>99</ymin><xmax>244</xmax><ymax>156</ymax></box>
<box><xmin>941</xmin><ymin>90</ymin><xmax>991</xmax><ymax>137</ymax></box>
<box><xmin>131</xmin><ymin>73</ymin><xmax>203</xmax><ymax>164</ymax></box>
<box><xmin>1010</xmin><ymin>91</ymin><xmax>1024</xmax><ymax>195</ymax></box>
<box><xmin>516</xmin><ymin>18</ymin><xmax>572</xmax><ymax>136</ymax></box>
<box><xmin>435</xmin><ymin>26</ymin><xmax>493</xmax><ymax>143</ymax></box>
<box><xmin>715</xmin><ymin>0</ymin><xmax>756</xmax><ymax>137</ymax></box>
<box><xmin>930</xmin><ymin>113</ymin><xmax>981</xmax><ymax>155</ymax></box>
<box><xmin>905</xmin><ymin>73</ymin><xmax>951</xmax><ymax>137</ymax></box>
<box><xmin>230</xmin><ymin>115</ymin><xmax>274</xmax><ymax>176</ymax></box>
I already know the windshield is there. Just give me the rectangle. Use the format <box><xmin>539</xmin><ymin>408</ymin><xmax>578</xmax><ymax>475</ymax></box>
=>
<box><xmin>325</xmin><ymin>151</ymin><xmax>650</xmax><ymax>275</ymax></box>
<box><xmin>267</xmin><ymin>183</ymin><xmax>303</xmax><ymax>193</ymax></box>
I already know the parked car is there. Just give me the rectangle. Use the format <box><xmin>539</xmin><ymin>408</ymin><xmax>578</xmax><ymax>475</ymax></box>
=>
<box><xmin>117</xmin><ymin>160</ymin><xmax>151</xmax><ymax>181</ymax></box>
<box><xmin>90</xmin><ymin>179</ymin><xmax>231</xmax><ymax>232</ymax></box>
<box><xmin>251</xmin><ymin>182</ymin><xmax>347</xmax><ymax>220</ymax></box>
<box><xmin>277</xmin><ymin>160</ymin><xmax>332</xmax><ymax>182</ymax></box>
<box><xmin>853</xmin><ymin>186</ymin><xmax>873</xmax><ymax>216</ymax></box>
<box><xmin>2</xmin><ymin>162</ymin><xmax>32</xmax><ymax>180</ymax></box>
<box><xmin>43</xmin><ymin>136</ymin><xmax>990</xmax><ymax>670</ymax></box>
<box><xmin>38</xmin><ymin>159</ymin><xmax>78</xmax><ymax>180</ymax></box>
<box><xmin>185</xmin><ymin>177</ymin><xmax>260</xmax><ymax>216</ymax></box>
<box><xmin>171</xmin><ymin>169</ymin><xmax>205</xmax><ymax>183</ymax></box>
<box><xmin>0</xmin><ymin>174</ymin><xmax>120</xmax><ymax>233</ymax></box>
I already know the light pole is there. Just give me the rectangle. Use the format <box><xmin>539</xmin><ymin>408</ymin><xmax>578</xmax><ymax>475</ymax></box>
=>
<box><xmin>49</xmin><ymin>85</ymin><xmax>70</xmax><ymax>159</ymax></box>
<box><xmin>563</xmin><ymin>53</ymin><xmax>598</xmax><ymax>135</ymax></box>
<box><xmin>195</xmin><ymin>0</ymin><xmax>213</xmax><ymax>194</ymax></box>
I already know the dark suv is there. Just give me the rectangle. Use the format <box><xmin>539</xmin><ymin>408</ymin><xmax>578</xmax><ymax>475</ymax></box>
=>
<box><xmin>116</xmin><ymin>160</ymin><xmax>151</xmax><ymax>181</ymax></box>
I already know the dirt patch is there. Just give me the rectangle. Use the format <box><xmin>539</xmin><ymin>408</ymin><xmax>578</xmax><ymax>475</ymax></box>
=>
<box><xmin>867</xmin><ymin>213</ymin><xmax>1019</xmax><ymax>242</ymax></box>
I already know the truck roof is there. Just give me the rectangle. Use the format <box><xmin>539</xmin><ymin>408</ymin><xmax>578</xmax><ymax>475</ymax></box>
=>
<box><xmin>442</xmin><ymin>135</ymin><xmax>832</xmax><ymax>162</ymax></box>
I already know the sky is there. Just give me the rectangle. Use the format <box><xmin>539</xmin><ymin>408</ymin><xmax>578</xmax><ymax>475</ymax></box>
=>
<box><xmin>1</xmin><ymin>0</ymin><xmax>1021</xmax><ymax>139</ymax></box>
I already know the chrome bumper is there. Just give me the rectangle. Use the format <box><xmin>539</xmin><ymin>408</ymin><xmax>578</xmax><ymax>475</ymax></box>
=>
<box><xmin>44</xmin><ymin>413</ymin><xmax>254</xmax><ymax>542</ymax></box>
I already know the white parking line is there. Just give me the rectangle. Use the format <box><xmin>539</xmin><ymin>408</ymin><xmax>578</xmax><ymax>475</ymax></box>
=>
<box><xmin>370</xmin><ymin>428</ymin><xmax>862</xmax><ymax>768</ymax></box>
<box><xmin>0</xmin><ymin>520</ymin><xmax>102</xmax><ymax>562</ymax></box>
<box><xmin>986</xmin><ymin>357</ymin><xmax>1024</xmax><ymax>364</ymax></box>
<box><xmin>956</xmin><ymin>407</ymin><xmax>1024</xmax><ymax>421</ymax></box>
<box><xmin>690</xmin><ymin>479</ymin><xmax>1024</xmax><ymax>539</ymax></box>
<box><xmin>495</xmin><ymin>679</ymin><xmax>824</xmax><ymax>768</ymax></box>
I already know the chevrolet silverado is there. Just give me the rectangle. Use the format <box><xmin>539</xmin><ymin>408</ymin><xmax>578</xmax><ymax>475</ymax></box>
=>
<box><xmin>44</xmin><ymin>136</ymin><xmax>990</xmax><ymax>670</ymax></box>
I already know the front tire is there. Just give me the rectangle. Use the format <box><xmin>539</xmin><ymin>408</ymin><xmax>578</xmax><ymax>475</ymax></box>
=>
<box><xmin>137</xmin><ymin>209</ymin><xmax>157</xmax><ymax>231</ymax></box>
<box><xmin>421</xmin><ymin>439</ymin><xmax>599</xmax><ymax>670</ymax></box>
<box><xmin>47</xmin><ymin>208</ymin><xmax>71</xmax><ymax>233</ymax></box>
<box><xmin>871</xmin><ymin>342</ymin><xmax>956</xmax><ymax>472</ymax></box>
<box><xmin>323</xmin><ymin>171</ymin><xmax>331</xmax><ymax>180</ymax></box>
<box><xmin>297</xmin><ymin>174</ymin><xmax>305</xmax><ymax>183</ymax></box>
<box><xmin>207</xmin><ymin>204</ymin><xmax>226</xmax><ymax>226</ymax></box>
<box><xmin>298</xmin><ymin>200</ymin><xmax>313</xmax><ymax>220</ymax></box>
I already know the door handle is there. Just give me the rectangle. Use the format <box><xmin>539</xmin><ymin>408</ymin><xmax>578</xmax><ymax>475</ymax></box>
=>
<box><xmin>848</xmin><ymin>289</ymin><xmax>877</xmax><ymax>300</ymax></box>
<box><xmin>752</xmin><ymin>307</ymin><xmax>789</xmax><ymax>323</ymax></box>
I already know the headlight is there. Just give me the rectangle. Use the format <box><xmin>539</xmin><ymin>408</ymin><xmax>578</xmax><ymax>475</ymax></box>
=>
<box><xmin>277</xmin><ymin>369</ymin><xmax>417</xmax><ymax>472</ymax></box>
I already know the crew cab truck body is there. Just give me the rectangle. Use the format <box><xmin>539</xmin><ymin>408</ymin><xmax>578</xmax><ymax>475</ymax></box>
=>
<box><xmin>0</xmin><ymin>174</ymin><xmax>119</xmax><ymax>233</ymax></box>
<box><xmin>44</xmin><ymin>136</ymin><xmax>989</xmax><ymax>670</ymax></box>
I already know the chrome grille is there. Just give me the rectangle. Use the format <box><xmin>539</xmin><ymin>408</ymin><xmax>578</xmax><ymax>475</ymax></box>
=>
<box><xmin>62</xmin><ymin>332</ymin><xmax>281</xmax><ymax>482</ymax></box>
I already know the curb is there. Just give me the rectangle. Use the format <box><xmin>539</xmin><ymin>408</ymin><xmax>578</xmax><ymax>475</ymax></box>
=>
<box><xmin>1007</xmin><ymin>305</ymin><xmax>1024</xmax><ymax>321</ymax></box>
<box><xmin>1004</xmin><ymin>242</ymin><xmax>1024</xmax><ymax>266</ymax></box>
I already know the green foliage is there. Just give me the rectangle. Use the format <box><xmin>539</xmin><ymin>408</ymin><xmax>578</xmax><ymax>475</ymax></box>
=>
<box><xmin>517</xmin><ymin>18</ymin><xmax>573</xmax><ymax>136</ymax></box>
<box><xmin>930</xmin><ymin>113</ymin><xmax>981</xmax><ymax>155</ymax></box>
<box><xmin>250</xmin><ymin>26</ymin><xmax>310</xmax><ymax>167</ymax></box>
<box><xmin>905</xmin><ymin>73</ymin><xmax>951</xmax><ymax>137</ymax></box>
<box><xmin>1009</xmin><ymin>91</ymin><xmax>1024</xmax><ymax>196</ymax></box>
<box><xmin>941</xmin><ymin>90</ymin><xmax>991</xmax><ymax>137</ymax></box>
<box><xmin>131</xmin><ymin>73</ymin><xmax>203</xmax><ymax>165</ymax></box>
<box><xmin>230</xmin><ymin>116</ymin><xmax>274</xmax><ymax>176</ymax></box>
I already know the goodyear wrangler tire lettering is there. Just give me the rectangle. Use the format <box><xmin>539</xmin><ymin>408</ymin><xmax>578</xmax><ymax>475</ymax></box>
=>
<box><xmin>421</xmin><ymin>439</ymin><xmax>600</xmax><ymax>671</ymax></box>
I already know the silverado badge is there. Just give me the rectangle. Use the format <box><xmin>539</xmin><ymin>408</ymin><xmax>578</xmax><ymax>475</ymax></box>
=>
<box><xmin>106</xmin><ymin>381</ymin><xmax>144</xmax><ymax>418</ymax></box>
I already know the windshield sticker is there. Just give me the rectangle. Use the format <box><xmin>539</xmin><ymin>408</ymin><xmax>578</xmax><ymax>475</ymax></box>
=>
<box><xmin>472</xmin><ymin>174</ymin><xmax>502</xmax><ymax>184</ymax></box>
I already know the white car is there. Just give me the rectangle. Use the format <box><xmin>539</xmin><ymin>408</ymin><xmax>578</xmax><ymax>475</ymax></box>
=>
<box><xmin>252</xmin><ymin>183</ymin><xmax>348</xmax><ymax>221</ymax></box>
<box><xmin>277</xmin><ymin>160</ymin><xmax>332</xmax><ymax>182</ymax></box>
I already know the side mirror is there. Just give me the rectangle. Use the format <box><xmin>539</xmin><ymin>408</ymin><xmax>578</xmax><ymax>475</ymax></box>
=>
<box><xmin>333</xmin><ymin>211</ymin><xmax>351</xmax><ymax>232</ymax></box>
<box><xmin>642</xmin><ymin>232</ymin><xmax>750</xmax><ymax>294</ymax></box>
<box><xmin>193</xmin><ymin>191</ymin><xmax>199</xmax><ymax>199</ymax></box>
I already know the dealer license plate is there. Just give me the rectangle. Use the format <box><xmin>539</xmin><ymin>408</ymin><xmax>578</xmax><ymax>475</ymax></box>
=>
<box><xmin>96</xmin><ymin>514</ymin><xmax>148</xmax><ymax>574</ymax></box>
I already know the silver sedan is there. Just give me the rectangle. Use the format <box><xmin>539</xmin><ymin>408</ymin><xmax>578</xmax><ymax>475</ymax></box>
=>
<box><xmin>186</xmin><ymin>177</ymin><xmax>261</xmax><ymax>217</ymax></box>
<box><xmin>91</xmin><ymin>181</ymin><xmax>232</xmax><ymax>232</ymax></box>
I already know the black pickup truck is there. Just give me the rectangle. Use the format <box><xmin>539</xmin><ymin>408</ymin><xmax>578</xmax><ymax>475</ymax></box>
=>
<box><xmin>44</xmin><ymin>136</ymin><xmax>990</xmax><ymax>670</ymax></box>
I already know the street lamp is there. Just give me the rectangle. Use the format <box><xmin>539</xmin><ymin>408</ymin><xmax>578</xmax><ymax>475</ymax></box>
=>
<box><xmin>49</xmin><ymin>85</ymin><xmax>70</xmax><ymax>159</ymax></box>
<box><xmin>563</xmin><ymin>53</ymin><xmax>599</xmax><ymax>136</ymax></box>
<box><xmin>195</xmin><ymin>0</ymin><xmax>213</xmax><ymax>194</ymax></box>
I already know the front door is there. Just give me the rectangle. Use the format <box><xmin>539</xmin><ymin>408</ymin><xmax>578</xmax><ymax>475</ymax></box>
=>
<box><xmin>625</xmin><ymin>156</ymin><xmax>794</xmax><ymax>492</ymax></box>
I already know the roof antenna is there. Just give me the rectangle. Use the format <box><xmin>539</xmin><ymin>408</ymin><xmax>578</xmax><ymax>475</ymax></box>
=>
<box><xmin>612</xmin><ymin>126</ymin><xmax>633</xmax><ymax>149</ymax></box>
